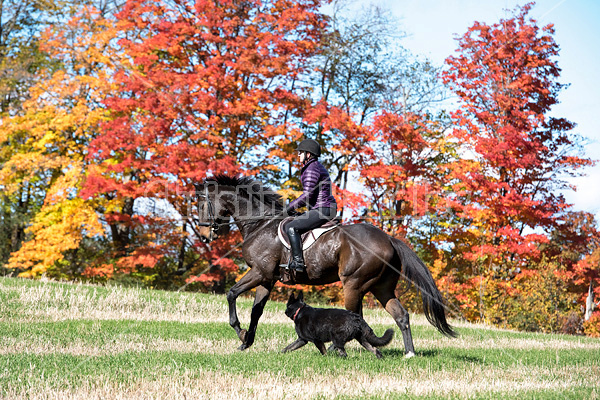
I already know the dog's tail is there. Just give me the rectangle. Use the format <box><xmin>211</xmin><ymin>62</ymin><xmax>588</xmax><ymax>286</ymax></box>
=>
<box><xmin>365</xmin><ymin>328</ymin><xmax>394</xmax><ymax>347</ymax></box>
<box><xmin>390</xmin><ymin>237</ymin><xmax>457</xmax><ymax>338</ymax></box>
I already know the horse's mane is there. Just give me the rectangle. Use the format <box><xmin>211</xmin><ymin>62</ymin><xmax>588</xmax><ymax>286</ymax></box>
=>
<box><xmin>207</xmin><ymin>174</ymin><xmax>284</xmax><ymax>212</ymax></box>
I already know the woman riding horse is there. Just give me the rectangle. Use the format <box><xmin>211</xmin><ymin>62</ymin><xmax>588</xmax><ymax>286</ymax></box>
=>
<box><xmin>285</xmin><ymin>139</ymin><xmax>337</xmax><ymax>273</ymax></box>
<box><xmin>193</xmin><ymin>169</ymin><xmax>456</xmax><ymax>355</ymax></box>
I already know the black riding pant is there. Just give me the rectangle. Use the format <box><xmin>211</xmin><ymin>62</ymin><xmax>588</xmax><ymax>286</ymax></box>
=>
<box><xmin>286</xmin><ymin>204</ymin><xmax>337</xmax><ymax>235</ymax></box>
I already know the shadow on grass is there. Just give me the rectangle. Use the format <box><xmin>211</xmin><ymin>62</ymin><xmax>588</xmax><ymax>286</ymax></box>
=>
<box><xmin>380</xmin><ymin>348</ymin><xmax>485</xmax><ymax>364</ymax></box>
<box><xmin>379</xmin><ymin>349</ymin><xmax>439</xmax><ymax>358</ymax></box>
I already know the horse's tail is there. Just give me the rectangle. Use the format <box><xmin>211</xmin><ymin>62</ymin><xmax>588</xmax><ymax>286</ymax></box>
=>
<box><xmin>364</xmin><ymin>327</ymin><xmax>394</xmax><ymax>347</ymax></box>
<box><xmin>390</xmin><ymin>237</ymin><xmax>457</xmax><ymax>338</ymax></box>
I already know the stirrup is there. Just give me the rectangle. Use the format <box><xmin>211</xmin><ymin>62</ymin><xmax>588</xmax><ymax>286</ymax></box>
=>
<box><xmin>288</xmin><ymin>259</ymin><xmax>306</xmax><ymax>273</ymax></box>
<box><xmin>279</xmin><ymin>265</ymin><xmax>295</xmax><ymax>284</ymax></box>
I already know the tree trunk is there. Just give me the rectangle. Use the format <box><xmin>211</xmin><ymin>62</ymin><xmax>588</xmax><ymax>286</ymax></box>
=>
<box><xmin>110</xmin><ymin>196</ymin><xmax>134</xmax><ymax>256</ymax></box>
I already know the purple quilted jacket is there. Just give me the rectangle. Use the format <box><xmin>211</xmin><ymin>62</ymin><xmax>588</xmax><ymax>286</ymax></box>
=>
<box><xmin>288</xmin><ymin>158</ymin><xmax>336</xmax><ymax>211</ymax></box>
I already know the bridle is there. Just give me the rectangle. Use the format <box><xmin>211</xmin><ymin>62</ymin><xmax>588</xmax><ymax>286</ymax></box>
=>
<box><xmin>195</xmin><ymin>184</ymin><xmax>221</xmax><ymax>243</ymax></box>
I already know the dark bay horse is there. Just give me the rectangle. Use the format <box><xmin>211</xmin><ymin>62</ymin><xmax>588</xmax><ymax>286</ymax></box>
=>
<box><xmin>194</xmin><ymin>175</ymin><xmax>456</xmax><ymax>357</ymax></box>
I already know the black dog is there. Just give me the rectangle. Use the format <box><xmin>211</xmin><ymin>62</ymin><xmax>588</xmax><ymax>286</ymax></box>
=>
<box><xmin>283</xmin><ymin>292</ymin><xmax>394</xmax><ymax>358</ymax></box>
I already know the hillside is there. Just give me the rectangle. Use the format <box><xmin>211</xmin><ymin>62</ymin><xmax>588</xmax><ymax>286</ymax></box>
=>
<box><xmin>0</xmin><ymin>277</ymin><xmax>598</xmax><ymax>399</ymax></box>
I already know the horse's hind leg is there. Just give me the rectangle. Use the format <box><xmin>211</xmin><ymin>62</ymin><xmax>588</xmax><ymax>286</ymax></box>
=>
<box><xmin>371</xmin><ymin>287</ymin><xmax>415</xmax><ymax>358</ymax></box>
<box><xmin>329</xmin><ymin>284</ymin><xmax>364</xmax><ymax>353</ymax></box>
<box><xmin>342</xmin><ymin>282</ymin><xmax>364</xmax><ymax>316</ymax></box>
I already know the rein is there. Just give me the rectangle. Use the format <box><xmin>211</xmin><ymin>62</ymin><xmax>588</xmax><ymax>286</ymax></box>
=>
<box><xmin>293</xmin><ymin>305</ymin><xmax>305</xmax><ymax>321</ymax></box>
<box><xmin>194</xmin><ymin>185</ymin><xmax>220</xmax><ymax>242</ymax></box>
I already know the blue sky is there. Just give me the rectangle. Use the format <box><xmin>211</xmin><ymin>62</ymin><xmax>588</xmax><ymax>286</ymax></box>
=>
<box><xmin>371</xmin><ymin>0</ymin><xmax>600</xmax><ymax>221</ymax></box>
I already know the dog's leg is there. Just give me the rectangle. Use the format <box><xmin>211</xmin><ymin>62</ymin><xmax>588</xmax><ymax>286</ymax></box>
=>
<box><xmin>332</xmin><ymin>341</ymin><xmax>348</xmax><ymax>357</ymax></box>
<box><xmin>358</xmin><ymin>338</ymin><xmax>383</xmax><ymax>359</ymax></box>
<box><xmin>336</xmin><ymin>346</ymin><xmax>347</xmax><ymax>357</ymax></box>
<box><xmin>282</xmin><ymin>338</ymin><xmax>308</xmax><ymax>353</ymax></box>
<box><xmin>313</xmin><ymin>340</ymin><xmax>327</xmax><ymax>355</ymax></box>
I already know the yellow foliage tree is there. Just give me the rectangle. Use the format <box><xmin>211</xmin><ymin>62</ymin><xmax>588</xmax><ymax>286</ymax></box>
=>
<box><xmin>1</xmin><ymin>7</ymin><xmax>118</xmax><ymax>277</ymax></box>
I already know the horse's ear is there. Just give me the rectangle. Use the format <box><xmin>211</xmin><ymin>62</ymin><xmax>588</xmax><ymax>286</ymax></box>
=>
<box><xmin>298</xmin><ymin>291</ymin><xmax>304</xmax><ymax>301</ymax></box>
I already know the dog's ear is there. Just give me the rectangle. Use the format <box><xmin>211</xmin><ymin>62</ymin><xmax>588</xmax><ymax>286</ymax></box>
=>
<box><xmin>298</xmin><ymin>291</ymin><xmax>304</xmax><ymax>301</ymax></box>
<box><xmin>289</xmin><ymin>292</ymin><xmax>295</xmax><ymax>302</ymax></box>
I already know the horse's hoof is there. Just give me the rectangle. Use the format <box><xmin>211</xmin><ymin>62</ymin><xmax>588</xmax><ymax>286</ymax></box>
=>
<box><xmin>238</xmin><ymin>343</ymin><xmax>249</xmax><ymax>351</ymax></box>
<box><xmin>404</xmin><ymin>351</ymin><xmax>415</xmax><ymax>359</ymax></box>
<box><xmin>238</xmin><ymin>329</ymin><xmax>248</xmax><ymax>343</ymax></box>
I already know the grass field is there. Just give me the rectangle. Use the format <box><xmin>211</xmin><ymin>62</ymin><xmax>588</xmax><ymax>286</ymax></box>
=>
<box><xmin>1</xmin><ymin>276</ymin><xmax>599</xmax><ymax>399</ymax></box>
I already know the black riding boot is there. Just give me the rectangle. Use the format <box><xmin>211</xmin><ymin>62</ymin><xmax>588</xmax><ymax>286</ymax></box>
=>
<box><xmin>286</xmin><ymin>227</ymin><xmax>306</xmax><ymax>272</ymax></box>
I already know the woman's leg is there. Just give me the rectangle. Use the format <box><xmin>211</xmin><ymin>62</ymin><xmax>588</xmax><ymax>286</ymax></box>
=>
<box><xmin>285</xmin><ymin>206</ymin><xmax>337</xmax><ymax>271</ymax></box>
<box><xmin>289</xmin><ymin>205</ymin><xmax>337</xmax><ymax>234</ymax></box>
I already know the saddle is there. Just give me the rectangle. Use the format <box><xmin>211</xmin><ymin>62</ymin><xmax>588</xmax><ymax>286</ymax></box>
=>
<box><xmin>277</xmin><ymin>217</ymin><xmax>340</xmax><ymax>250</ymax></box>
<box><xmin>278</xmin><ymin>217</ymin><xmax>341</xmax><ymax>285</ymax></box>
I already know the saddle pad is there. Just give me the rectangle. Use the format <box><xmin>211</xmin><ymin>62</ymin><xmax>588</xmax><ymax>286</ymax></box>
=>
<box><xmin>278</xmin><ymin>217</ymin><xmax>339</xmax><ymax>250</ymax></box>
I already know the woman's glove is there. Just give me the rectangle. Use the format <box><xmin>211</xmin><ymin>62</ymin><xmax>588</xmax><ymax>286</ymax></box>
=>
<box><xmin>285</xmin><ymin>205</ymin><xmax>297</xmax><ymax>216</ymax></box>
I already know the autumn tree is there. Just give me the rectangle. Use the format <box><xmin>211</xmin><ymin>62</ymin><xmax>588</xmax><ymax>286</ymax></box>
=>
<box><xmin>0</xmin><ymin>0</ymin><xmax>61</xmax><ymax>266</ymax></box>
<box><xmin>81</xmin><ymin>0</ymin><xmax>328</xmax><ymax>282</ymax></box>
<box><xmin>0</xmin><ymin>0</ymin><xmax>60</xmax><ymax>114</ymax></box>
<box><xmin>548</xmin><ymin>211</ymin><xmax>600</xmax><ymax>333</ymax></box>
<box><xmin>1</xmin><ymin>4</ymin><xmax>122</xmax><ymax>277</ymax></box>
<box><xmin>287</xmin><ymin>5</ymin><xmax>450</xmax><ymax>223</ymax></box>
<box><xmin>440</xmin><ymin>3</ymin><xmax>593</xmax><ymax>323</ymax></box>
<box><xmin>356</xmin><ymin>112</ymin><xmax>454</xmax><ymax>236</ymax></box>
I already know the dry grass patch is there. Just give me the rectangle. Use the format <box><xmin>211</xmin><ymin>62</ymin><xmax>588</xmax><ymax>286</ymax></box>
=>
<box><xmin>0</xmin><ymin>335</ymin><xmax>242</xmax><ymax>356</ymax></box>
<box><xmin>2</xmin><ymin>364</ymin><xmax>598</xmax><ymax>400</ymax></box>
<box><xmin>2</xmin><ymin>279</ymin><xmax>447</xmax><ymax>327</ymax></box>
<box><xmin>10</xmin><ymin>284</ymin><xmax>231</xmax><ymax>323</ymax></box>
<box><xmin>416</xmin><ymin>335</ymin><xmax>600</xmax><ymax>351</ymax></box>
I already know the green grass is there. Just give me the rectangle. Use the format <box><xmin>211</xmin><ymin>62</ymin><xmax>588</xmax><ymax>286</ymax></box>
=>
<box><xmin>1</xmin><ymin>276</ymin><xmax>599</xmax><ymax>399</ymax></box>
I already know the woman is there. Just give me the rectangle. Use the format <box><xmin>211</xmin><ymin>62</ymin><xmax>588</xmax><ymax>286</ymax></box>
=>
<box><xmin>285</xmin><ymin>139</ymin><xmax>337</xmax><ymax>272</ymax></box>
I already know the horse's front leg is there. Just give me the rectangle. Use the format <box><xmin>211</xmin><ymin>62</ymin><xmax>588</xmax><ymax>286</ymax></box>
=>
<box><xmin>226</xmin><ymin>268</ymin><xmax>272</xmax><ymax>349</ymax></box>
<box><xmin>239</xmin><ymin>283</ymin><xmax>273</xmax><ymax>350</ymax></box>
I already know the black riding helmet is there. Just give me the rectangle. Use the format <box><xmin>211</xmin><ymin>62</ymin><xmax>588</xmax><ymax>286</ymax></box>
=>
<box><xmin>295</xmin><ymin>139</ymin><xmax>321</xmax><ymax>158</ymax></box>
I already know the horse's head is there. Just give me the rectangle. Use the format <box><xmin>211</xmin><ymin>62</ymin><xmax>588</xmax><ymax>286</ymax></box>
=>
<box><xmin>193</xmin><ymin>180</ymin><xmax>231</xmax><ymax>243</ymax></box>
<box><xmin>192</xmin><ymin>174</ymin><xmax>284</xmax><ymax>242</ymax></box>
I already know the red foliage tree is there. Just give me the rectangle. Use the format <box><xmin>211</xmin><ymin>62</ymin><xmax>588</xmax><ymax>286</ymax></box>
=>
<box><xmin>440</xmin><ymin>3</ymin><xmax>593</xmax><ymax>321</ymax></box>
<box><xmin>357</xmin><ymin>111</ymin><xmax>454</xmax><ymax>239</ymax></box>
<box><xmin>81</xmin><ymin>0</ymin><xmax>328</xmax><ymax>280</ymax></box>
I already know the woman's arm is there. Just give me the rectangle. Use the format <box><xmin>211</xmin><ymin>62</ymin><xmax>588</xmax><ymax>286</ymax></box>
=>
<box><xmin>287</xmin><ymin>163</ymin><xmax>321</xmax><ymax>212</ymax></box>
